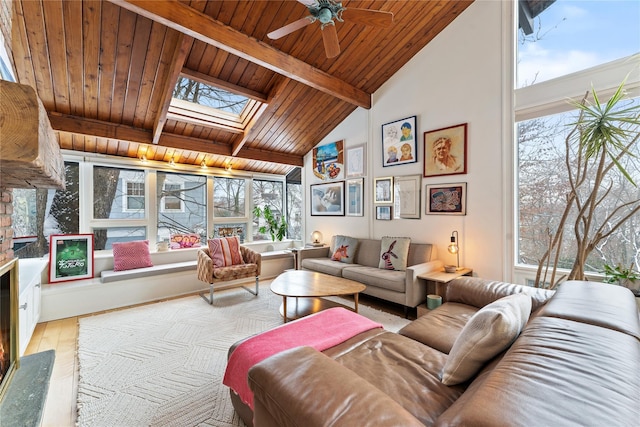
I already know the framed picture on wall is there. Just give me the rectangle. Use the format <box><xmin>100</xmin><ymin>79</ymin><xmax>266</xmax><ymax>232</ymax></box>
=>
<box><xmin>312</xmin><ymin>140</ymin><xmax>344</xmax><ymax>181</ymax></box>
<box><xmin>310</xmin><ymin>181</ymin><xmax>345</xmax><ymax>216</ymax></box>
<box><xmin>346</xmin><ymin>144</ymin><xmax>366</xmax><ymax>178</ymax></box>
<box><xmin>346</xmin><ymin>178</ymin><xmax>364</xmax><ymax>216</ymax></box>
<box><xmin>425</xmin><ymin>182</ymin><xmax>467</xmax><ymax>215</ymax></box>
<box><xmin>394</xmin><ymin>174</ymin><xmax>421</xmax><ymax>219</ymax></box>
<box><xmin>376</xmin><ymin>206</ymin><xmax>392</xmax><ymax>220</ymax></box>
<box><xmin>374</xmin><ymin>176</ymin><xmax>393</xmax><ymax>204</ymax></box>
<box><xmin>382</xmin><ymin>116</ymin><xmax>417</xmax><ymax>167</ymax></box>
<box><xmin>48</xmin><ymin>234</ymin><xmax>95</xmax><ymax>283</ymax></box>
<box><xmin>423</xmin><ymin>123</ymin><xmax>467</xmax><ymax>177</ymax></box>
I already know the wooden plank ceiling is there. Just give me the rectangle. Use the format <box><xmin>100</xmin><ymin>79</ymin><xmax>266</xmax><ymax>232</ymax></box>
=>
<box><xmin>7</xmin><ymin>0</ymin><xmax>473</xmax><ymax>175</ymax></box>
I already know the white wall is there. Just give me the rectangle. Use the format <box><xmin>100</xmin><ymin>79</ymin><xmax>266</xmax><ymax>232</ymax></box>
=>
<box><xmin>304</xmin><ymin>1</ymin><xmax>509</xmax><ymax>280</ymax></box>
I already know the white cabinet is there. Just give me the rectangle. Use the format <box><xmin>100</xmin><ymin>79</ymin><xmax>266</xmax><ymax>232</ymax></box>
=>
<box><xmin>18</xmin><ymin>259</ymin><xmax>46</xmax><ymax>356</ymax></box>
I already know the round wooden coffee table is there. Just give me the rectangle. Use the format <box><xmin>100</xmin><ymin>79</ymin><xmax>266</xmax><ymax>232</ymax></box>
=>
<box><xmin>270</xmin><ymin>270</ymin><xmax>366</xmax><ymax>322</ymax></box>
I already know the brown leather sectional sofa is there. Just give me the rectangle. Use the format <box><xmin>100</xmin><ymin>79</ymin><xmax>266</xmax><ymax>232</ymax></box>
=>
<box><xmin>231</xmin><ymin>277</ymin><xmax>640</xmax><ymax>426</ymax></box>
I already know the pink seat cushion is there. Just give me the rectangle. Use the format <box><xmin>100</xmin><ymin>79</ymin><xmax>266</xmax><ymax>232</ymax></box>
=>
<box><xmin>112</xmin><ymin>240</ymin><xmax>153</xmax><ymax>271</ymax></box>
<box><xmin>208</xmin><ymin>237</ymin><xmax>245</xmax><ymax>268</ymax></box>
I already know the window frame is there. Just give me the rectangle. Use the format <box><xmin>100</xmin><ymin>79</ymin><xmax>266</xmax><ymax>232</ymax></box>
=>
<box><xmin>511</xmin><ymin>0</ymin><xmax>640</xmax><ymax>284</ymax></box>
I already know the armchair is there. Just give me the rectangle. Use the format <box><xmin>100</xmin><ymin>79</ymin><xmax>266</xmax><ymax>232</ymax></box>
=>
<box><xmin>197</xmin><ymin>246</ymin><xmax>262</xmax><ymax>304</ymax></box>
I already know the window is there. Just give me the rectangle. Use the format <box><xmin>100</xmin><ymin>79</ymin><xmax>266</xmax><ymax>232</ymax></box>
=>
<box><xmin>125</xmin><ymin>181</ymin><xmax>145</xmax><ymax>212</ymax></box>
<box><xmin>214</xmin><ymin>177</ymin><xmax>246</xmax><ymax>218</ymax></box>
<box><xmin>252</xmin><ymin>179</ymin><xmax>284</xmax><ymax>241</ymax></box>
<box><xmin>161</xmin><ymin>183</ymin><xmax>184</xmax><ymax>212</ymax></box>
<box><xmin>12</xmin><ymin>162</ymin><xmax>80</xmax><ymax>258</ymax></box>
<box><xmin>156</xmin><ymin>172</ymin><xmax>206</xmax><ymax>243</ymax></box>
<box><xmin>515</xmin><ymin>0</ymin><xmax>640</xmax><ymax>278</ymax></box>
<box><xmin>92</xmin><ymin>227</ymin><xmax>147</xmax><ymax>250</ymax></box>
<box><xmin>517</xmin><ymin>102</ymin><xmax>640</xmax><ymax>272</ymax></box>
<box><xmin>93</xmin><ymin>166</ymin><xmax>145</xmax><ymax>219</ymax></box>
<box><xmin>517</xmin><ymin>0</ymin><xmax>640</xmax><ymax>88</ymax></box>
<box><xmin>173</xmin><ymin>77</ymin><xmax>249</xmax><ymax>114</ymax></box>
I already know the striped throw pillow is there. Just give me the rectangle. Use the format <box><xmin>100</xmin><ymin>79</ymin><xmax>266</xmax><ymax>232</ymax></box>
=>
<box><xmin>208</xmin><ymin>237</ymin><xmax>245</xmax><ymax>268</ymax></box>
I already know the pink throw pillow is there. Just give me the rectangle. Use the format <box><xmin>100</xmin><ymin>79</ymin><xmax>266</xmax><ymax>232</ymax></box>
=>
<box><xmin>112</xmin><ymin>240</ymin><xmax>153</xmax><ymax>271</ymax></box>
<box><xmin>208</xmin><ymin>237</ymin><xmax>245</xmax><ymax>268</ymax></box>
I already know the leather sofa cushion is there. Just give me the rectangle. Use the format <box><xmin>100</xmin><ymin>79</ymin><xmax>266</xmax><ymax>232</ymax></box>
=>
<box><xmin>435</xmin><ymin>315</ymin><xmax>640</xmax><ymax>427</ymax></box>
<box><xmin>399</xmin><ymin>303</ymin><xmax>479</xmax><ymax>354</ymax></box>
<box><xmin>332</xmin><ymin>331</ymin><xmax>466</xmax><ymax>425</ymax></box>
<box><xmin>538</xmin><ymin>280</ymin><xmax>640</xmax><ymax>338</ymax></box>
<box><xmin>446</xmin><ymin>277</ymin><xmax>554</xmax><ymax>312</ymax></box>
<box><xmin>342</xmin><ymin>266</ymin><xmax>406</xmax><ymax>292</ymax></box>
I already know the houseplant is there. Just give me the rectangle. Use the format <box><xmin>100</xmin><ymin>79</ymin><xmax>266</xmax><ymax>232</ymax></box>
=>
<box><xmin>253</xmin><ymin>205</ymin><xmax>287</xmax><ymax>241</ymax></box>
<box><xmin>534</xmin><ymin>80</ymin><xmax>640</xmax><ymax>289</ymax></box>
<box><xmin>603</xmin><ymin>263</ymin><xmax>640</xmax><ymax>296</ymax></box>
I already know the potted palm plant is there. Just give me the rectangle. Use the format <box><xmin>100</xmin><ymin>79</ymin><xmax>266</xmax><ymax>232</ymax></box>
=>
<box><xmin>534</xmin><ymin>79</ymin><xmax>640</xmax><ymax>288</ymax></box>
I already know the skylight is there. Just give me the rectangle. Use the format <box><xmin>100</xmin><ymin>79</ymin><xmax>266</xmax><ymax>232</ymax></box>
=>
<box><xmin>172</xmin><ymin>77</ymin><xmax>249</xmax><ymax>115</ymax></box>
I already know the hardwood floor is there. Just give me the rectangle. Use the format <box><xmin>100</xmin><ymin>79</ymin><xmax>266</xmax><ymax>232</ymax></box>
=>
<box><xmin>24</xmin><ymin>286</ymin><xmax>412</xmax><ymax>427</ymax></box>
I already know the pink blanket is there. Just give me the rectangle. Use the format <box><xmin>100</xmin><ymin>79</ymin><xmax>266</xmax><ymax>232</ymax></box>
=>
<box><xmin>222</xmin><ymin>307</ymin><xmax>383</xmax><ymax>409</ymax></box>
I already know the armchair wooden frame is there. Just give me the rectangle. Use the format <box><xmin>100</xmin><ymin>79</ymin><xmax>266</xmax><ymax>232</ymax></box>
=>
<box><xmin>196</xmin><ymin>246</ymin><xmax>262</xmax><ymax>304</ymax></box>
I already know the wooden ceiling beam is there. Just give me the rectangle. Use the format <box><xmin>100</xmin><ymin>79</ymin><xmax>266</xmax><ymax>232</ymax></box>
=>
<box><xmin>48</xmin><ymin>112</ymin><xmax>303</xmax><ymax>166</ymax></box>
<box><xmin>151</xmin><ymin>34</ymin><xmax>191</xmax><ymax>144</ymax></box>
<box><xmin>109</xmin><ymin>0</ymin><xmax>371</xmax><ymax>109</ymax></box>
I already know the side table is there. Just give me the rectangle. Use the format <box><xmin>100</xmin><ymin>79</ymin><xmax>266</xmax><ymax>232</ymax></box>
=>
<box><xmin>417</xmin><ymin>267</ymin><xmax>472</xmax><ymax>317</ymax></box>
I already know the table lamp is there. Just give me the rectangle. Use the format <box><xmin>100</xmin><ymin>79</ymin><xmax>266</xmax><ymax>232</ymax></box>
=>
<box><xmin>447</xmin><ymin>230</ymin><xmax>460</xmax><ymax>270</ymax></box>
<box><xmin>310</xmin><ymin>230</ymin><xmax>323</xmax><ymax>247</ymax></box>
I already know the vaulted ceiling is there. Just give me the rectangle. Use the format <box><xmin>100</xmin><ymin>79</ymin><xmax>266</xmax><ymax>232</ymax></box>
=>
<box><xmin>6</xmin><ymin>0</ymin><xmax>475</xmax><ymax>175</ymax></box>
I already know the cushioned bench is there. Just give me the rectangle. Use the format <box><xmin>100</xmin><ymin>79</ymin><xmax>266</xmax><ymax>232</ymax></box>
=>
<box><xmin>100</xmin><ymin>260</ymin><xmax>197</xmax><ymax>283</ymax></box>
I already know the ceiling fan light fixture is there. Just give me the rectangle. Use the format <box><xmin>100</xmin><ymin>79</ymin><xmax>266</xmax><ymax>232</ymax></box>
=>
<box><xmin>317</xmin><ymin>7</ymin><xmax>333</xmax><ymax>24</ymax></box>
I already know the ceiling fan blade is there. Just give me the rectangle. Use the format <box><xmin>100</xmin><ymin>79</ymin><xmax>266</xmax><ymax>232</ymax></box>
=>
<box><xmin>343</xmin><ymin>8</ymin><xmax>394</xmax><ymax>28</ymax></box>
<box><xmin>267</xmin><ymin>16</ymin><xmax>314</xmax><ymax>40</ymax></box>
<box><xmin>321</xmin><ymin>24</ymin><xmax>340</xmax><ymax>58</ymax></box>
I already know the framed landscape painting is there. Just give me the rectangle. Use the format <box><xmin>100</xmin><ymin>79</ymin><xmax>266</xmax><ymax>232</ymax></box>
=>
<box><xmin>425</xmin><ymin>183</ymin><xmax>467</xmax><ymax>215</ymax></box>
<box><xmin>48</xmin><ymin>234</ymin><xmax>95</xmax><ymax>283</ymax></box>
<box><xmin>382</xmin><ymin>116</ymin><xmax>417</xmax><ymax>167</ymax></box>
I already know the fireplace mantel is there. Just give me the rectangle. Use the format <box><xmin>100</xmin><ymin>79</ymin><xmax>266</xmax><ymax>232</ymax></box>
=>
<box><xmin>0</xmin><ymin>80</ymin><xmax>65</xmax><ymax>189</ymax></box>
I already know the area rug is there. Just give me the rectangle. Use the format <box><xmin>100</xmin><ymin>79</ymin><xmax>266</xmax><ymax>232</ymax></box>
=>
<box><xmin>76</xmin><ymin>284</ymin><xmax>410</xmax><ymax>426</ymax></box>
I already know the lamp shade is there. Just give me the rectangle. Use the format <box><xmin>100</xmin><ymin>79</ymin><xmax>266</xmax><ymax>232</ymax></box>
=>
<box><xmin>311</xmin><ymin>230</ymin><xmax>323</xmax><ymax>245</ymax></box>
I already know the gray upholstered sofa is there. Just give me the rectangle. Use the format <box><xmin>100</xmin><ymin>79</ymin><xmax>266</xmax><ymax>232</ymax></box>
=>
<box><xmin>298</xmin><ymin>236</ymin><xmax>440</xmax><ymax>311</ymax></box>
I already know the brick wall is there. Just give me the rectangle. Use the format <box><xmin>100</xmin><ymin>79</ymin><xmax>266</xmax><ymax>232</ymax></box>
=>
<box><xmin>0</xmin><ymin>187</ymin><xmax>14</xmax><ymax>265</ymax></box>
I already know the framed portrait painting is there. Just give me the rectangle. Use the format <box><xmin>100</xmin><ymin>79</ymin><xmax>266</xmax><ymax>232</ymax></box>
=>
<box><xmin>48</xmin><ymin>234</ymin><xmax>95</xmax><ymax>283</ymax></box>
<box><xmin>425</xmin><ymin>183</ymin><xmax>467</xmax><ymax>215</ymax></box>
<box><xmin>346</xmin><ymin>178</ymin><xmax>364</xmax><ymax>216</ymax></box>
<box><xmin>423</xmin><ymin>123</ymin><xmax>467</xmax><ymax>177</ymax></box>
<box><xmin>382</xmin><ymin>116</ymin><xmax>417</xmax><ymax>167</ymax></box>
<box><xmin>374</xmin><ymin>176</ymin><xmax>393</xmax><ymax>204</ymax></box>
<box><xmin>312</xmin><ymin>140</ymin><xmax>344</xmax><ymax>181</ymax></box>
<box><xmin>310</xmin><ymin>181</ymin><xmax>345</xmax><ymax>216</ymax></box>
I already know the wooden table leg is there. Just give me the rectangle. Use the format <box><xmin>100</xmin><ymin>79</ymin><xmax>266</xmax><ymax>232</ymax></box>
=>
<box><xmin>354</xmin><ymin>293</ymin><xmax>359</xmax><ymax>313</ymax></box>
<box><xmin>282</xmin><ymin>296</ymin><xmax>288</xmax><ymax>323</ymax></box>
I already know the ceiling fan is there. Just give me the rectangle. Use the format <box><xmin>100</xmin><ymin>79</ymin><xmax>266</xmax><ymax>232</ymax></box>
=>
<box><xmin>267</xmin><ymin>0</ymin><xmax>394</xmax><ymax>58</ymax></box>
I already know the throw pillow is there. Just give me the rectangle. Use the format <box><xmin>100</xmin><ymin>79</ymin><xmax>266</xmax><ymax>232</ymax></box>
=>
<box><xmin>331</xmin><ymin>235</ymin><xmax>359</xmax><ymax>264</ymax></box>
<box><xmin>378</xmin><ymin>236</ymin><xmax>411</xmax><ymax>271</ymax></box>
<box><xmin>112</xmin><ymin>240</ymin><xmax>153</xmax><ymax>271</ymax></box>
<box><xmin>208</xmin><ymin>236</ymin><xmax>245</xmax><ymax>268</ymax></box>
<box><xmin>441</xmin><ymin>293</ymin><xmax>532</xmax><ymax>386</ymax></box>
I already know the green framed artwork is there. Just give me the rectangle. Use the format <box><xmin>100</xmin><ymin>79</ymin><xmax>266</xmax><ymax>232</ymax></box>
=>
<box><xmin>48</xmin><ymin>234</ymin><xmax>94</xmax><ymax>283</ymax></box>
